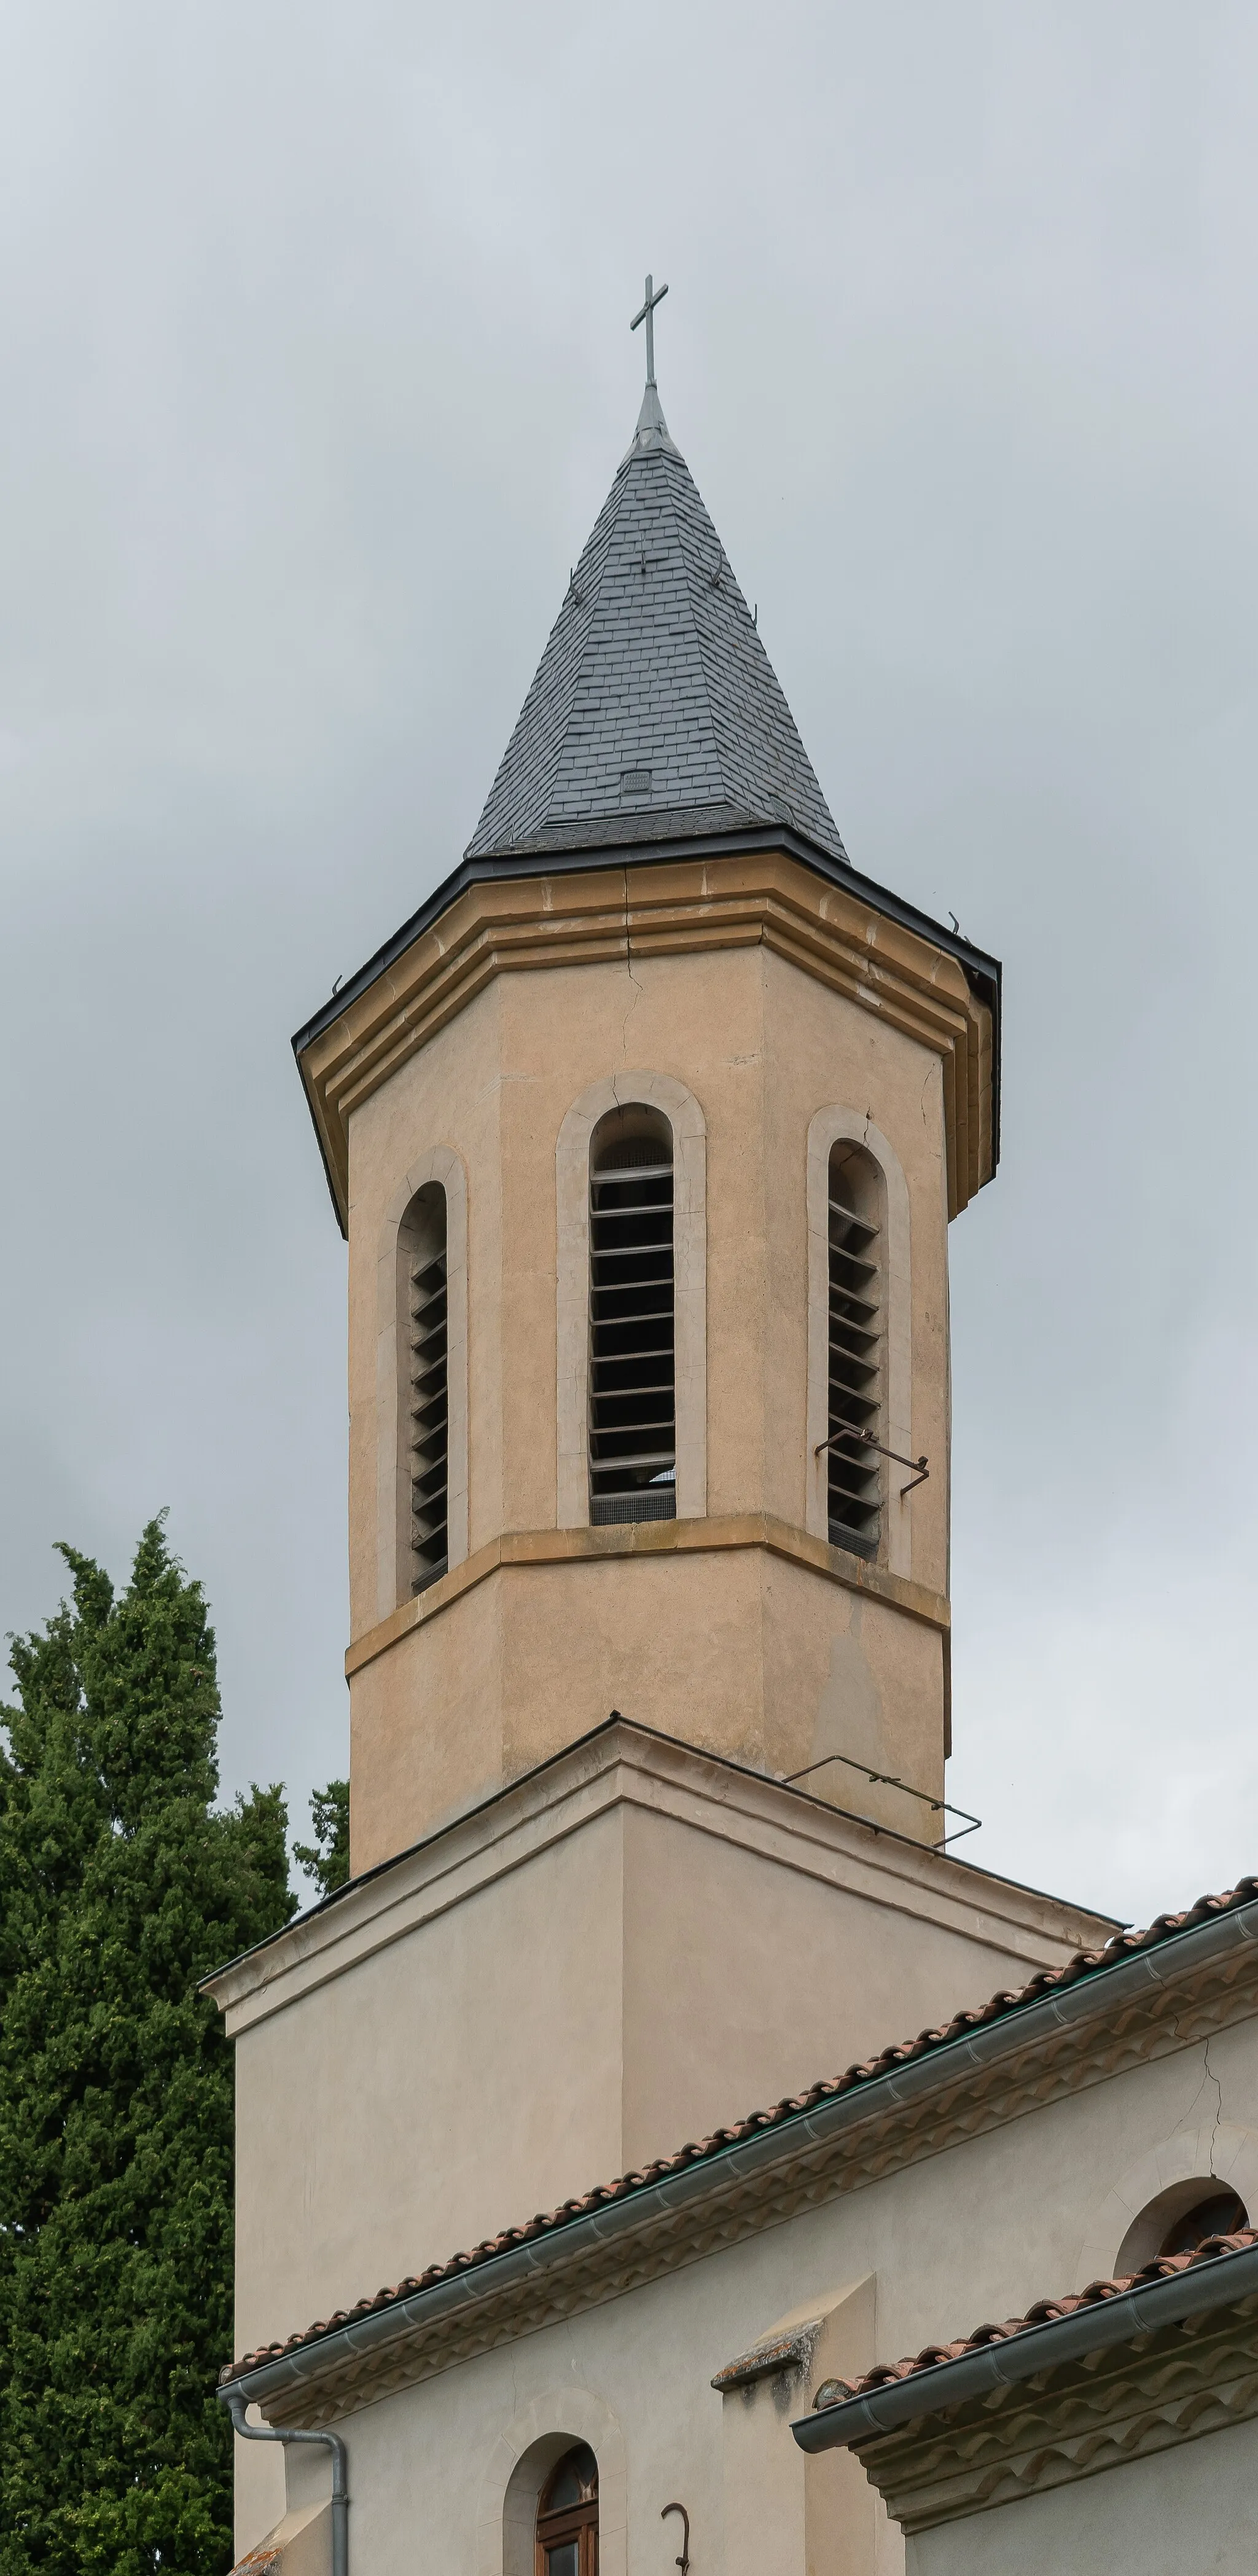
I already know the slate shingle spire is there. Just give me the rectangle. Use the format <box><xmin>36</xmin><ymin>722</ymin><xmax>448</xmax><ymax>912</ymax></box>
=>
<box><xmin>466</xmin><ymin>378</ymin><xmax>846</xmax><ymax>865</ymax></box>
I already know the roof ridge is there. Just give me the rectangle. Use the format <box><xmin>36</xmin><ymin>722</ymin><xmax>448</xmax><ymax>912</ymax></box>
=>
<box><xmin>466</xmin><ymin>454</ymin><xmax>635</xmax><ymax>857</ymax></box>
<box><xmin>539</xmin><ymin>454</ymin><xmax>635</xmax><ymax>832</ymax></box>
<box><xmin>663</xmin><ymin>444</ymin><xmax>724</xmax><ymax>807</ymax></box>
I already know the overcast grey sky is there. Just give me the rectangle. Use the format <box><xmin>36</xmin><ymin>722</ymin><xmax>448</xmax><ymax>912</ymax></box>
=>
<box><xmin>1</xmin><ymin>0</ymin><xmax>1254</xmax><ymax>1931</ymax></box>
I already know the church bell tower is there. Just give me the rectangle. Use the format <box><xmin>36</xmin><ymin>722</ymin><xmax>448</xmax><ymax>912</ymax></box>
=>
<box><xmin>294</xmin><ymin>296</ymin><xmax>998</xmax><ymax>1879</ymax></box>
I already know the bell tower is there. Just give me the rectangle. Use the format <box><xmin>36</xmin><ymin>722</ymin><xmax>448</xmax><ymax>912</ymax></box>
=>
<box><xmin>294</xmin><ymin>338</ymin><xmax>998</xmax><ymax>1877</ymax></box>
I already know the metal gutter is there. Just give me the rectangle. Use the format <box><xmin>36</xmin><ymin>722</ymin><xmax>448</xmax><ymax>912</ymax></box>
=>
<box><xmin>791</xmin><ymin>2239</ymin><xmax>1258</xmax><ymax>2454</ymax></box>
<box><xmin>223</xmin><ymin>1893</ymin><xmax>1258</xmax><ymax>2413</ymax></box>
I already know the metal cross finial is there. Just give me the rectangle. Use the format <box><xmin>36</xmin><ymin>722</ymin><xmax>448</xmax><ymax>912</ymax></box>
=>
<box><xmin>631</xmin><ymin>273</ymin><xmax>669</xmax><ymax>387</ymax></box>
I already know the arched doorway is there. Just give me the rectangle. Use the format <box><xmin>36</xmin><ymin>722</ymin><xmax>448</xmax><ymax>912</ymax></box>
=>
<box><xmin>535</xmin><ymin>2443</ymin><xmax>598</xmax><ymax>2576</ymax></box>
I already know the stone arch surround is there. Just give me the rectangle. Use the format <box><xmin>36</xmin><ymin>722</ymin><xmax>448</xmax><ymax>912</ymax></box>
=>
<box><xmin>1074</xmin><ymin>2120</ymin><xmax>1258</xmax><ymax>2288</ymax></box>
<box><xmin>477</xmin><ymin>2385</ymin><xmax>628</xmax><ymax>2576</ymax></box>
<box><xmin>556</xmin><ymin>1070</ymin><xmax>707</xmax><ymax>1529</ymax></box>
<box><xmin>375</xmin><ymin>1144</ymin><xmax>469</xmax><ymax>1620</ymax></box>
<box><xmin>805</xmin><ymin>1105</ymin><xmax>913</xmax><ymax>1578</ymax></box>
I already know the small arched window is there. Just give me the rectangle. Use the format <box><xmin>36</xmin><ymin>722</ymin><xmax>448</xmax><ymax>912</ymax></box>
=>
<box><xmin>1114</xmin><ymin>2179</ymin><xmax>1250</xmax><ymax>2276</ymax></box>
<box><xmin>399</xmin><ymin>1181</ymin><xmax>449</xmax><ymax>1592</ymax></box>
<box><xmin>825</xmin><ymin>1141</ymin><xmax>885</xmax><ymax>1559</ymax></box>
<box><xmin>536</xmin><ymin>2445</ymin><xmax>598</xmax><ymax>2576</ymax></box>
<box><xmin>1156</xmin><ymin>2187</ymin><xmax>1248</xmax><ymax>2258</ymax></box>
<box><xmin>588</xmin><ymin>1105</ymin><xmax>676</xmax><ymax>1527</ymax></box>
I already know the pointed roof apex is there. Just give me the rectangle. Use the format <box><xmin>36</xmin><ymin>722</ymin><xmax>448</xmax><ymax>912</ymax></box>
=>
<box><xmin>625</xmin><ymin>375</ymin><xmax>678</xmax><ymax>460</ymax></box>
<box><xmin>467</xmin><ymin>292</ymin><xmax>847</xmax><ymax>867</ymax></box>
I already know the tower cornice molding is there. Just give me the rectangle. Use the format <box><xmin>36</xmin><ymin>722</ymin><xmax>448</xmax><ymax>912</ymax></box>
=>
<box><xmin>341</xmin><ymin>1511</ymin><xmax>950</xmax><ymax>1678</ymax></box>
<box><xmin>296</xmin><ymin>847</ymin><xmax>996</xmax><ymax>1235</ymax></box>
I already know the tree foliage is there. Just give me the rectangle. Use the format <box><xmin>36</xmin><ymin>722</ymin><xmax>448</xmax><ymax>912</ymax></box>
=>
<box><xmin>0</xmin><ymin>1519</ymin><xmax>295</xmax><ymax>2575</ymax></box>
<box><xmin>293</xmin><ymin>1779</ymin><xmax>350</xmax><ymax>1899</ymax></box>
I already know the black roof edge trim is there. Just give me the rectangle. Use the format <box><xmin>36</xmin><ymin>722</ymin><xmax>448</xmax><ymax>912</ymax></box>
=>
<box><xmin>200</xmin><ymin>1709</ymin><xmax>1112</xmax><ymax>1996</ymax></box>
<box><xmin>291</xmin><ymin>824</ymin><xmax>1002</xmax><ymax>1156</ymax></box>
<box><xmin>791</xmin><ymin>2237</ymin><xmax>1258</xmax><ymax>2455</ymax></box>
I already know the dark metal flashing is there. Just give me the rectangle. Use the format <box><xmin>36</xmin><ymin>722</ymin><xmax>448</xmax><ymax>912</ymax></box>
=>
<box><xmin>221</xmin><ymin>1892</ymin><xmax>1258</xmax><ymax>2408</ymax></box>
<box><xmin>791</xmin><ymin>2239</ymin><xmax>1258</xmax><ymax>2456</ymax></box>
<box><xmin>200</xmin><ymin>1710</ymin><xmax>1103</xmax><ymax>1996</ymax></box>
<box><xmin>292</xmin><ymin>821</ymin><xmax>1000</xmax><ymax>1059</ymax></box>
<box><xmin>291</xmin><ymin>823</ymin><xmax>1002</xmax><ymax>1184</ymax></box>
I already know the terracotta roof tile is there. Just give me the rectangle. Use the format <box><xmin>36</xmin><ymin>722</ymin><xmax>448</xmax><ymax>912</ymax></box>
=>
<box><xmin>222</xmin><ymin>1871</ymin><xmax>1258</xmax><ymax>2384</ymax></box>
<box><xmin>814</xmin><ymin>2226</ymin><xmax>1258</xmax><ymax>2409</ymax></box>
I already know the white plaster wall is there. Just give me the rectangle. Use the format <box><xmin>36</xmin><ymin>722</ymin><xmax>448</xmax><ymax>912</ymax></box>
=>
<box><xmin>908</xmin><ymin>2414</ymin><xmax>1258</xmax><ymax>2576</ymax></box>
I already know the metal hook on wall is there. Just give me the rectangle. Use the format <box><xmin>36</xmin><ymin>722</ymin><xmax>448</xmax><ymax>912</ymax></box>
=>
<box><xmin>815</xmin><ymin>1426</ymin><xmax>930</xmax><ymax>1498</ymax></box>
<box><xmin>662</xmin><ymin>2502</ymin><xmax>691</xmax><ymax>2576</ymax></box>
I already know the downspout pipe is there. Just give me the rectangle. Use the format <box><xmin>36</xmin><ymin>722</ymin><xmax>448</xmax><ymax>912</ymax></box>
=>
<box><xmin>219</xmin><ymin>2382</ymin><xmax>349</xmax><ymax>2576</ymax></box>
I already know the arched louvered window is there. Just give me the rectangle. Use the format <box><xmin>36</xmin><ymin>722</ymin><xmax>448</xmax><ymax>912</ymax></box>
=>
<box><xmin>826</xmin><ymin>1141</ymin><xmax>885</xmax><ymax>1559</ymax></box>
<box><xmin>535</xmin><ymin>2444</ymin><xmax>598</xmax><ymax>2576</ymax></box>
<box><xmin>588</xmin><ymin>1106</ymin><xmax>676</xmax><ymax>1525</ymax></box>
<box><xmin>400</xmin><ymin>1182</ymin><xmax>449</xmax><ymax>1592</ymax></box>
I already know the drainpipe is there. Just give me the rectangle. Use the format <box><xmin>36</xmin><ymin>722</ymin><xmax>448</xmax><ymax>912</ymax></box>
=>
<box><xmin>219</xmin><ymin>2381</ymin><xmax>349</xmax><ymax>2576</ymax></box>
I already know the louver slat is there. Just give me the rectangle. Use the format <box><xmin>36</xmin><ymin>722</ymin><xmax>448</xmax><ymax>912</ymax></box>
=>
<box><xmin>410</xmin><ymin>1246</ymin><xmax>449</xmax><ymax>1591</ymax></box>
<box><xmin>827</xmin><ymin>1183</ymin><xmax>883</xmax><ymax>1558</ymax></box>
<box><xmin>588</xmin><ymin>1146</ymin><xmax>676</xmax><ymax>1527</ymax></box>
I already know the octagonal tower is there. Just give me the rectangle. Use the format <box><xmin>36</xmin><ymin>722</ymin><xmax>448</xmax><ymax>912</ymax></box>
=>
<box><xmin>294</xmin><ymin>373</ymin><xmax>999</xmax><ymax>1875</ymax></box>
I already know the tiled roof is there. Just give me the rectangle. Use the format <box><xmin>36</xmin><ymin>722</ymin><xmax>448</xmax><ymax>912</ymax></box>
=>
<box><xmin>465</xmin><ymin>384</ymin><xmax>846</xmax><ymax>866</ymax></box>
<box><xmin>223</xmin><ymin>1873</ymin><xmax>1257</xmax><ymax>2383</ymax></box>
<box><xmin>814</xmin><ymin>2226</ymin><xmax>1258</xmax><ymax>2413</ymax></box>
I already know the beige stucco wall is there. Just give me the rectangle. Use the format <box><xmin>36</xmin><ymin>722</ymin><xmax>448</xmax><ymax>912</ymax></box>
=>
<box><xmin>216</xmin><ymin>1727</ymin><xmax>1114</xmax><ymax>2553</ymax></box>
<box><xmin>905</xmin><ymin>2414</ymin><xmax>1258</xmax><ymax>2574</ymax></box>
<box><xmin>235</xmin><ymin>2007</ymin><xmax>1258</xmax><ymax>2569</ymax></box>
<box><xmin>347</xmin><ymin>1541</ymin><xmax>948</xmax><ymax>1879</ymax></box>
<box><xmin>345</xmin><ymin>934</ymin><xmax>956</xmax><ymax>1869</ymax></box>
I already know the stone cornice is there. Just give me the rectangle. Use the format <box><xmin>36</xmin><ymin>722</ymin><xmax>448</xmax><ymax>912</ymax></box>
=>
<box><xmin>222</xmin><ymin>1884</ymin><xmax>1258</xmax><ymax>2432</ymax></box>
<box><xmin>838</xmin><ymin>2262</ymin><xmax>1258</xmax><ymax>2531</ymax></box>
<box><xmin>205</xmin><ymin>1722</ymin><xmax>1098</xmax><ymax>2037</ymax></box>
<box><xmin>342</xmin><ymin>1512</ymin><xmax>950</xmax><ymax>1677</ymax></box>
<box><xmin>295</xmin><ymin>851</ymin><xmax>995</xmax><ymax>1235</ymax></box>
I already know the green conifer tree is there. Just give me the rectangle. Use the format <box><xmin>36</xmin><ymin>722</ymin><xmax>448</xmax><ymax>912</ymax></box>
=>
<box><xmin>293</xmin><ymin>1779</ymin><xmax>350</xmax><ymax>1898</ymax></box>
<box><xmin>0</xmin><ymin>1519</ymin><xmax>295</xmax><ymax>2576</ymax></box>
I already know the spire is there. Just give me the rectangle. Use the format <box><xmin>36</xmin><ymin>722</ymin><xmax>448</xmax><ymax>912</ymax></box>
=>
<box><xmin>466</xmin><ymin>294</ymin><xmax>846</xmax><ymax>867</ymax></box>
<box><xmin>627</xmin><ymin>376</ymin><xmax>677</xmax><ymax>458</ymax></box>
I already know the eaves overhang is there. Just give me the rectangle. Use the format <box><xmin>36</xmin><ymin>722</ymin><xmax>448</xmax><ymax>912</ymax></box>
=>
<box><xmin>791</xmin><ymin>2239</ymin><xmax>1258</xmax><ymax>2456</ymax></box>
<box><xmin>218</xmin><ymin>1889</ymin><xmax>1258</xmax><ymax>2428</ymax></box>
<box><xmin>291</xmin><ymin>823</ymin><xmax>1002</xmax><ymax>1238</ymax></box>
